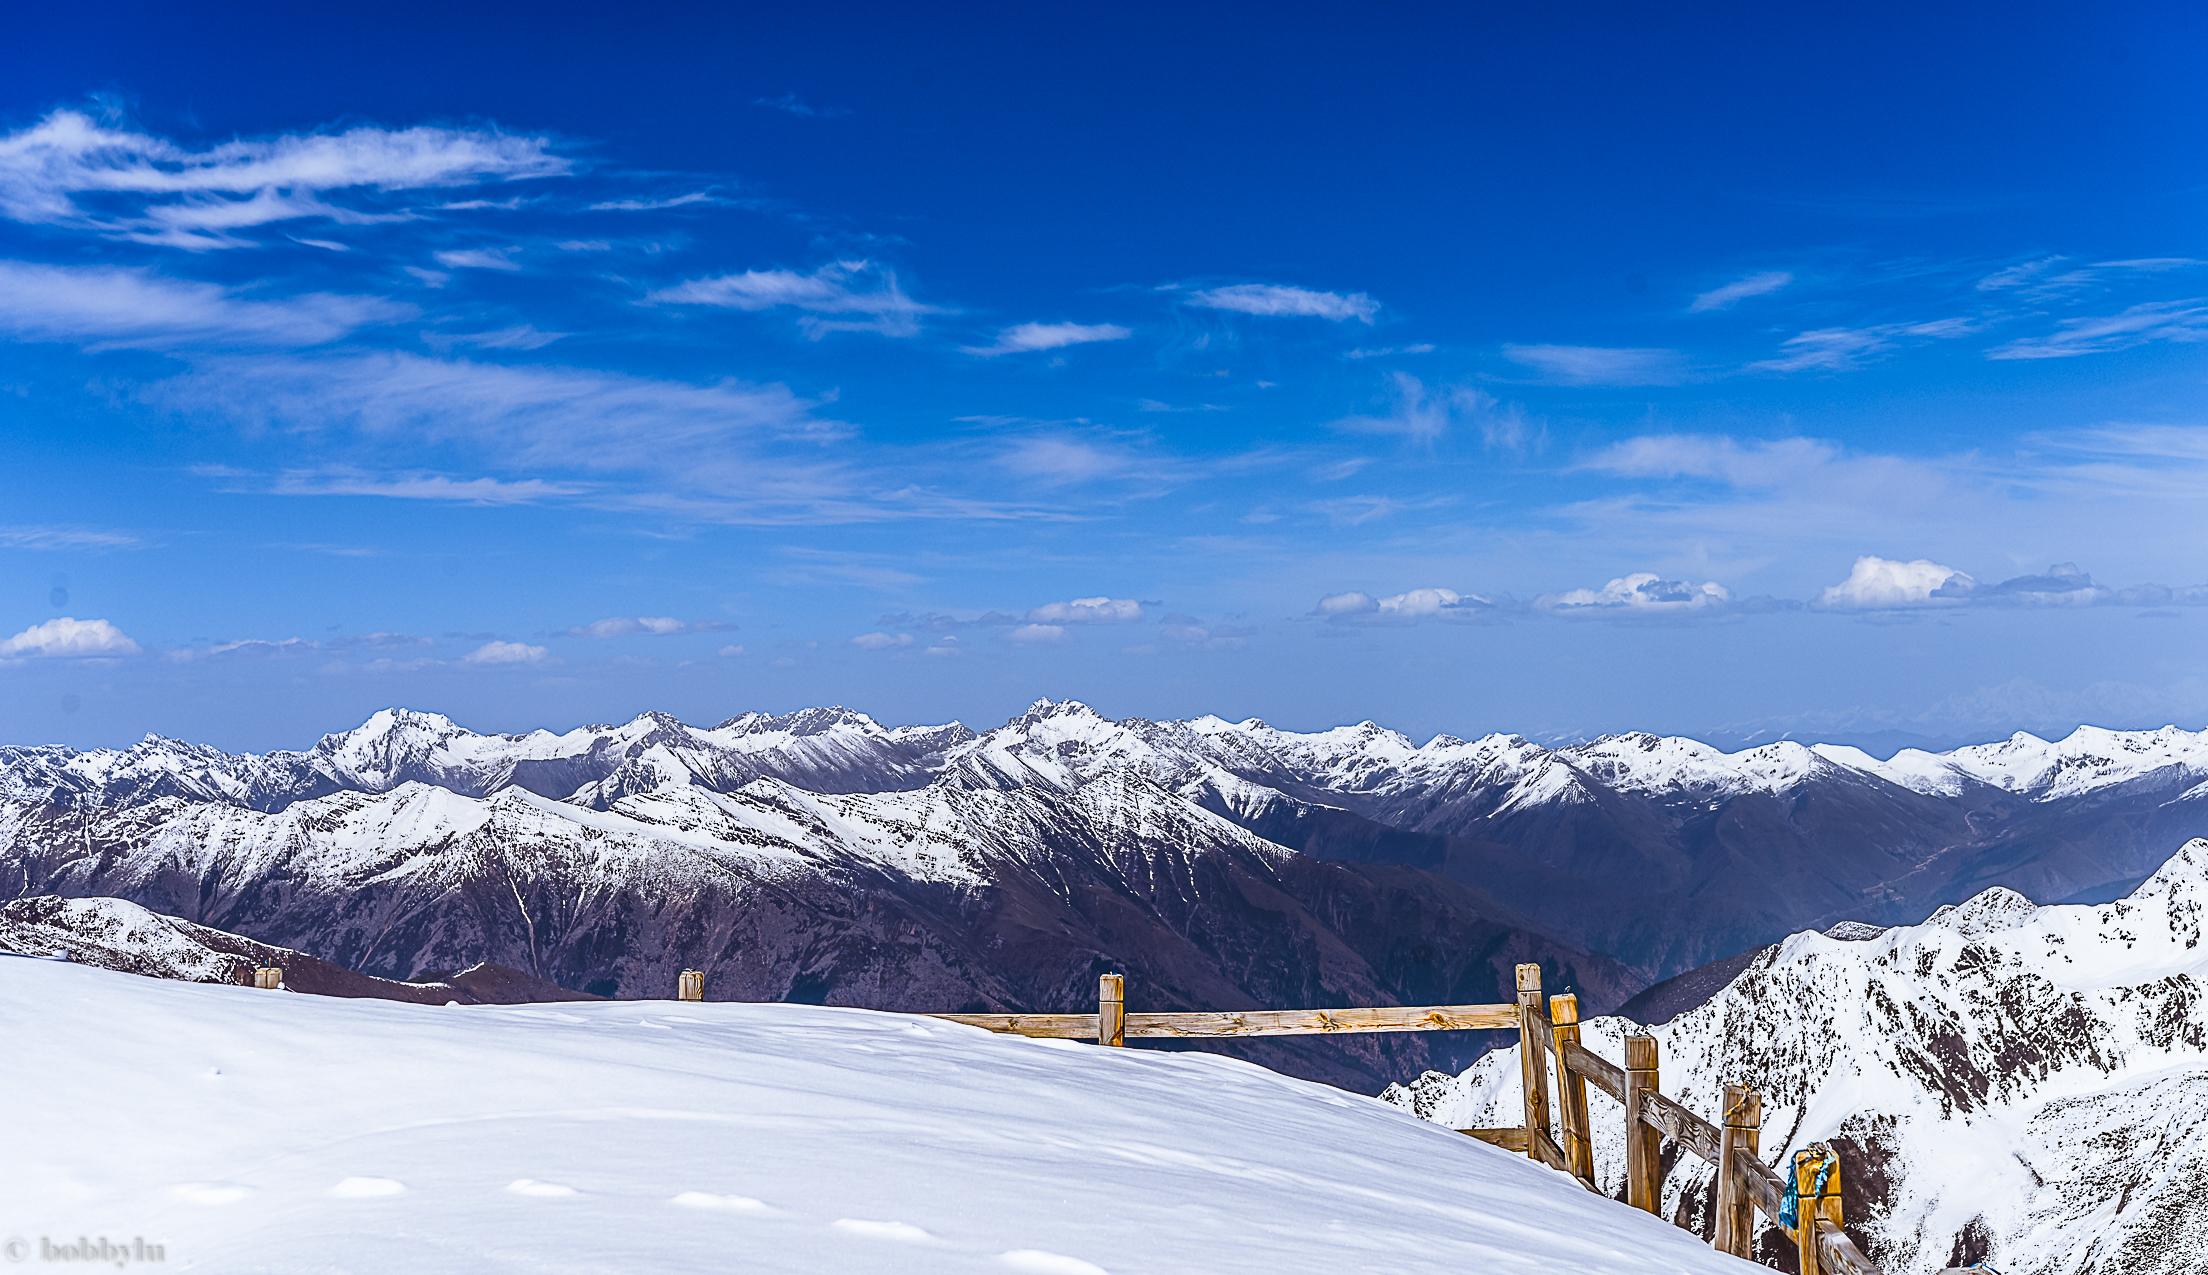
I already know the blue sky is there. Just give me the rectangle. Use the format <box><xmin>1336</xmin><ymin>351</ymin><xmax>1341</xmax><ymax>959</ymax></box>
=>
<box><xmin>4</xmin><ymin>3</ymin><xmax>2207</xmax><ymax>750</ymax></box>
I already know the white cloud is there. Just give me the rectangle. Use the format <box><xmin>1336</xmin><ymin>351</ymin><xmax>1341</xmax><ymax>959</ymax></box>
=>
<box><xmin>1334</xmin><ymin>373</ymin><xmax>1522</xmax><ymax>445</ymax></box>
<box><xmin>1540</xmin><ymin>572</ymin><xmax>1730</xmax><ymax>613</ymax></box>
<box><xmin>463</xmin><ymin>640</ymin><xmax>547</xmax><ymax>665</ymax></box>
<box><xmin>588</xmin><ymin>191</ymin><xmax>718</xmax><ymax>212</ymax></box>
<box><xmin>249</xmin><ymin>469</ymin><xmax>588</xmax><ymax>505</ymax></box>
<box><xmin>1751</xmin><ymin>318</ymin><xmax>1976</xmax><ymax>373</ymax></box>
<box><xmin>0</xmin><ymin>107</ymin><xmax>566</xmax><ymax>247</ymax></box>
<box><xmin>1008</xmin><ymin>623</ymin><xmax>1066</xmax><ymax>644</ymax></box>
<box><xmin>0</xmin><ymin>525</ymin><xmax>138</xmax><ymax>550</ymax></box>
<box><xmin>0</xmin><ymin>616</ymin><xmax>139</xmax><ymax>658</ymax></box>
<box><xmin>1344</xmin><ymin>343</ymin><xmax>1436</xmax><ymax>360</ymax></box>
<box><xmin>572</xmin><ymin>616</ymin><xmax>690</xmax><ymax>638</ymax></box>
<box><xmin>0</xmin><ymin>259</ymin><xmax>407</xmax><ymax>348</ymax></box>
<box><xmin>1027</xmin><ymin>596</ymin><xmax>1143</xmax><ymax>624</ymax></box>
<box><xmin>647</xmin><ymin>260</ymin><xmax>939</xmax><ymax>338</ymax></box>
<box><xmin>1987</xmin><ymin>300</ymin><xmax>2208</xmax><ymax>360</ymax></box>
<box><xmin>1315</xmin><ymin>591</ymin><xmax>1376</xmax><ymax>616</ymax></box>
<box><xmin>1501</xmin><ymin>344</ymin><xmax>1688</xmax><ymax>386</ymax></box>
<box><xmin>963</xmin><ymin>321</ymin><xmax>1131</xmax><ymax>357</ymax></box>
<box><xmin>432</xmin><ymin>247</ymin><xmax>520</xmax><ymax>271</ymax></box>
<box><xmin>850</xmin><ymin>631</ymin><xmax>914</xmax><ymax>650</ymax></box>
<box><xmin>423</xmin><ymin>325</ymin><xmax>566</xmax><ymax>352</ymax></box>
<box><xmin>1185</xmin><ymin>283</ymin><xmax>1378</xmax><ymax>323</ymax></box>
<box><xmin>716</xmin><ymin>643</ymin><xmax>746</xmax><ymax>657</ymax></box>
<box><xmin>1378</xmin><ymin>587</ymin><xmax>1481</xmax><ymax>617</ymax></box>
<box><xmin>1577</xmin><ymin>434</ymin><xmax>1841</xmax><ymax>488</ymax></box>
<box><xmin>1817</xmin><ymin>556</ymin><xmax>1976</xmax><ymax>609</ymax></box>
<box><xmin>1688</xmin><ymin>270</ymin><xmax>1793</xmax><ymax>313</ymax></box>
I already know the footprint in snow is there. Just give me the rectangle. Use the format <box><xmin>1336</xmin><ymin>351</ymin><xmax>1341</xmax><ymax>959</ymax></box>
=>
<box><xmin>1002</xmin><ymin>1250</ymin><xmax>1109</xmax><ymax>1275</ymax></box>
<box><xmin>831</xmin><ymin>1218</ymin><xmax>934</xmax><ymax>1243</ymax></box>
<box><xmin>670</xmin><ymin>1191</ymin><xmax>772</xmax><ymax>1213</ymax></box>
<box><xmin>171</xmin><ymin>1182</ymin><xmax>254</xmax><ymax>1206</ymax></box>
<box><xmin>330</xmin><ymin>1177</ymin><xmax>408</xmax><ymax>1198</ymax></box>
<box><xmin>507</xmin><ymin>1179</ymin><xmax>580</xmax><ymax>1198</ymax></box>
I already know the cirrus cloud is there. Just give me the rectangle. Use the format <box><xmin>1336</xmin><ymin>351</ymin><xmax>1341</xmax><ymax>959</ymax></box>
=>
<box><xmin>1185</xmin><ymin>282</ymin><xmax>1378</xmax><ymax>323</ymax></box>
<box><xmin>963</xmin><ymin>321</ymin><xmax>1131</xmax><ymax>357</ymax></box>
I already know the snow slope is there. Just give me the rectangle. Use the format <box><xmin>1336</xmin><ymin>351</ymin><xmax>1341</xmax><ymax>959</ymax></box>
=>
<box><xmin>1</xmin><ymin>958</ymin><xmax>1751</xmax><ymax>1275</ymax></box>
<box><xmin>1383</xmin><ymin>837</ymin><xmax>2208</xmax><ymax>1275</ymax></box>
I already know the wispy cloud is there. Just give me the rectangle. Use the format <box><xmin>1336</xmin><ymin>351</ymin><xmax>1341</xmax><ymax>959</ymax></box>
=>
<box><xmin>567</xmin><ymin>616</ymin><xmax>715</xmax><ymax>638</ymax></box>
<box><xmin>588</xmin><ymin>191</ymin><xmax>720</xmax><ymax>212</ymax></box>
<box><xmin>1333</xmin><ymin>372</ymin><xmax>1535</xmax><ymax>447</ymax></box>
<box><xmin>1688</xmin><ymin>270</ymin><xmax>1793</xmax><ymax>313</ymax></box>
<box><xmin>1987</xmin><ymin>299</ymin><xmax>2208</xmax><ymax>360</ymax></box>
<box><xmin>850</xmin><ymin>631</ymin><xmax>914</xmax><ymax>650</ymax></box>
<box><xmin>0</xmin><ymin>525</ymin><xmax>139</xmax><ymax>550</ymax></box>
<box><xmin>753</xmin><ymin>93</ymin><xmax>851</xmax><ymax>120</ymax></box>
<box><xmin>431</xmin><ymin>246</ymin><xmax>520</xmax><ymax>271</ymax></box>
<box><xmin>1502</xmin><ymin>343</ymin><xmax>1689</xmax><ymax>386</ymax></box>
<box><xmin>0</xmin><ymin>107</ymin><xmax>567</xmax><ymax>248</ymax></box>
<box><xmin>1750</xmin><ymin>317</ymin><xmax>1976</xmax><ymax>372</ymax></box>
<box><xmin>963</xmin><ymin>321</ymin><xmax>1131</xmax><ymax>357</ymax></box>
<box><xmin>647</xmin><ymin>259</ymin><xmax>939</xmax><ymax>337</ymax></box>
<box><xmin>250</xmin><ymin>468</ymin><xmax>589</xmax><ymax>505</ymax></box>
<box><xmin>1185</xmin><ymin>282</ymin><xmax>1378</xmax><ymax>323</ymax></box>
<box><xmin>0</xmin><ymin>259</ymin><xmax>407</xmax><ymax>348</ymax></box>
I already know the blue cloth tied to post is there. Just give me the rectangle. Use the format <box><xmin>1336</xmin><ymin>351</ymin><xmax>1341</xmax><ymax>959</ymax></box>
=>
<box><xmin>1779</xmin><ymin>1145</ymin><xmax>1836</xmax><ymax>1230</ymax></box>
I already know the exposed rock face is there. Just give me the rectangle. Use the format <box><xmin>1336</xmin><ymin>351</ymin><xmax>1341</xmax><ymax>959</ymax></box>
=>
<box><xmin>1381</xmin><ymin>838</ymin><xmax>2208</xmax><ymax>1275</ymax></box>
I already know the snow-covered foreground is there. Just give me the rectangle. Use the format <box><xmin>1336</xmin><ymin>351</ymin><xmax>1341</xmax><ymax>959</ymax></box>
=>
<box><xmin>3</xmin><ymin>959</ymin><xmax>1749</xmax><ymax>1274</ymax></box>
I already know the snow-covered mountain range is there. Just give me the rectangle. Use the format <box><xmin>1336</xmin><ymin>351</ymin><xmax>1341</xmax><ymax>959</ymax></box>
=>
<box><xmin>1383</xmin><ymin>837</ymin><xmax>2208</xmax><ymax>1274</ymax></box>
<box><xmin>4</xmin><ymin>700</ymin><xmax>2204</xmax><ymax>1086</ymax></box>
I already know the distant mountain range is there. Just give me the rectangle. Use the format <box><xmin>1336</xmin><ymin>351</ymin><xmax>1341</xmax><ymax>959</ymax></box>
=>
<box><xmin>4</xmin><ymin>700</ymin><xmax>2204</xmax><ymax>1087</ymax></box>
<box><xmin>1384</xmin><ymin>835</ymin><xmax>2208</xmax><ymax>1275</ymax></box>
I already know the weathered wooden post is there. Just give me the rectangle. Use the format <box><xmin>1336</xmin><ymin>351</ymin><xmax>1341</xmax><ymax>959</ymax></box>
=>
<box><xmin>251</xmin><ymin>966</ymin><xmax>282</xmax><ymax>990</ymax></box>
<box><xmin>1792</xmin><ymin>1146</ymin><xmax>1845</xmax><ymax>1275</ymax></box>
<box><xmin>1715</xmin><ymin>1084</ymin><xmax>1761</xmax><ymax>1257</ymax></box>
<box><xmin>1622</xmin><ymin>1033</ymin><xmax>1661</xmax><ymax>1214</ymax></box>
<box><xmin>1097</xmin><ymin>972</ymin><xmax>1125</xmax><ymax>1046</ymax></box>
<box><xmin>1513</xmin><ymin>964</ymin><xmax>1554</xmax><ymax>1163</ymax></box>
<box><xmin>1794</xmin><ymin>1149</ymin><xmax>1823</xmax><ymax>1275</ymax></box>
<box><xmin>677</xmin><ymin>969</ymin><xmax>705</xmax><ymax>1002</ymax></box>
<box><xmin>1548</xmin><ymin>992</ymin><xmax>1594</xmax><ymax>1184</ymax></box>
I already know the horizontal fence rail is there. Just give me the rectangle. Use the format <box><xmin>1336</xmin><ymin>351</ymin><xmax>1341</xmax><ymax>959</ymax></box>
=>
<box><xmin>661</xmin><ymin>965</ymin><xmax>1889</xmax><ymax>1274</ymax></box>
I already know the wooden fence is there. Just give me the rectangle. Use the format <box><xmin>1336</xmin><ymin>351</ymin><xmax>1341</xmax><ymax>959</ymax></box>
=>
<box><xmin>921</xmin><ymin>965</ymin><xmax>1884</xmax><ymax>1275</ymax></box>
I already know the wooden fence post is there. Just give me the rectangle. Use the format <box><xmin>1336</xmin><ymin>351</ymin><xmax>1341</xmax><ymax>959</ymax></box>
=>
<box><xmin>677</xmin><ymin>969</ymin><xmax>704</xmax><ymax>1002</ymax></box>
<box><xmin>1623</xmin><ymin>1033</ymin><xmax>1661</xmax><ymax>1214</ymax></box>
<box><xmin>1513</xmin><ymin>964</ymin><xmax>1554</xmax><ymax>1163</ymax></box>
<box><xmin>251</xmin><ymin>966</ymin><xmax>282</xmax><ymax>990</ymax></box>
<box><xmin>1098</xmin><ymin>972</ymin><xmax>1125</xmax><ymax>1046</ymax></box>
<box><xmin>1715</xmin><ymin>1083</ymin><xmax>1761</xmax><ymax>1257</ymax></box>
<box><xmin>1793</xmin><ymin>1149</ymin><xmax>1822</xmax><ymax>1275</ymax></box>
<box><xmin>1548</xmin><ymin>993</ymin><xmax>1593</xmax><ymax>1184</ymax></box>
